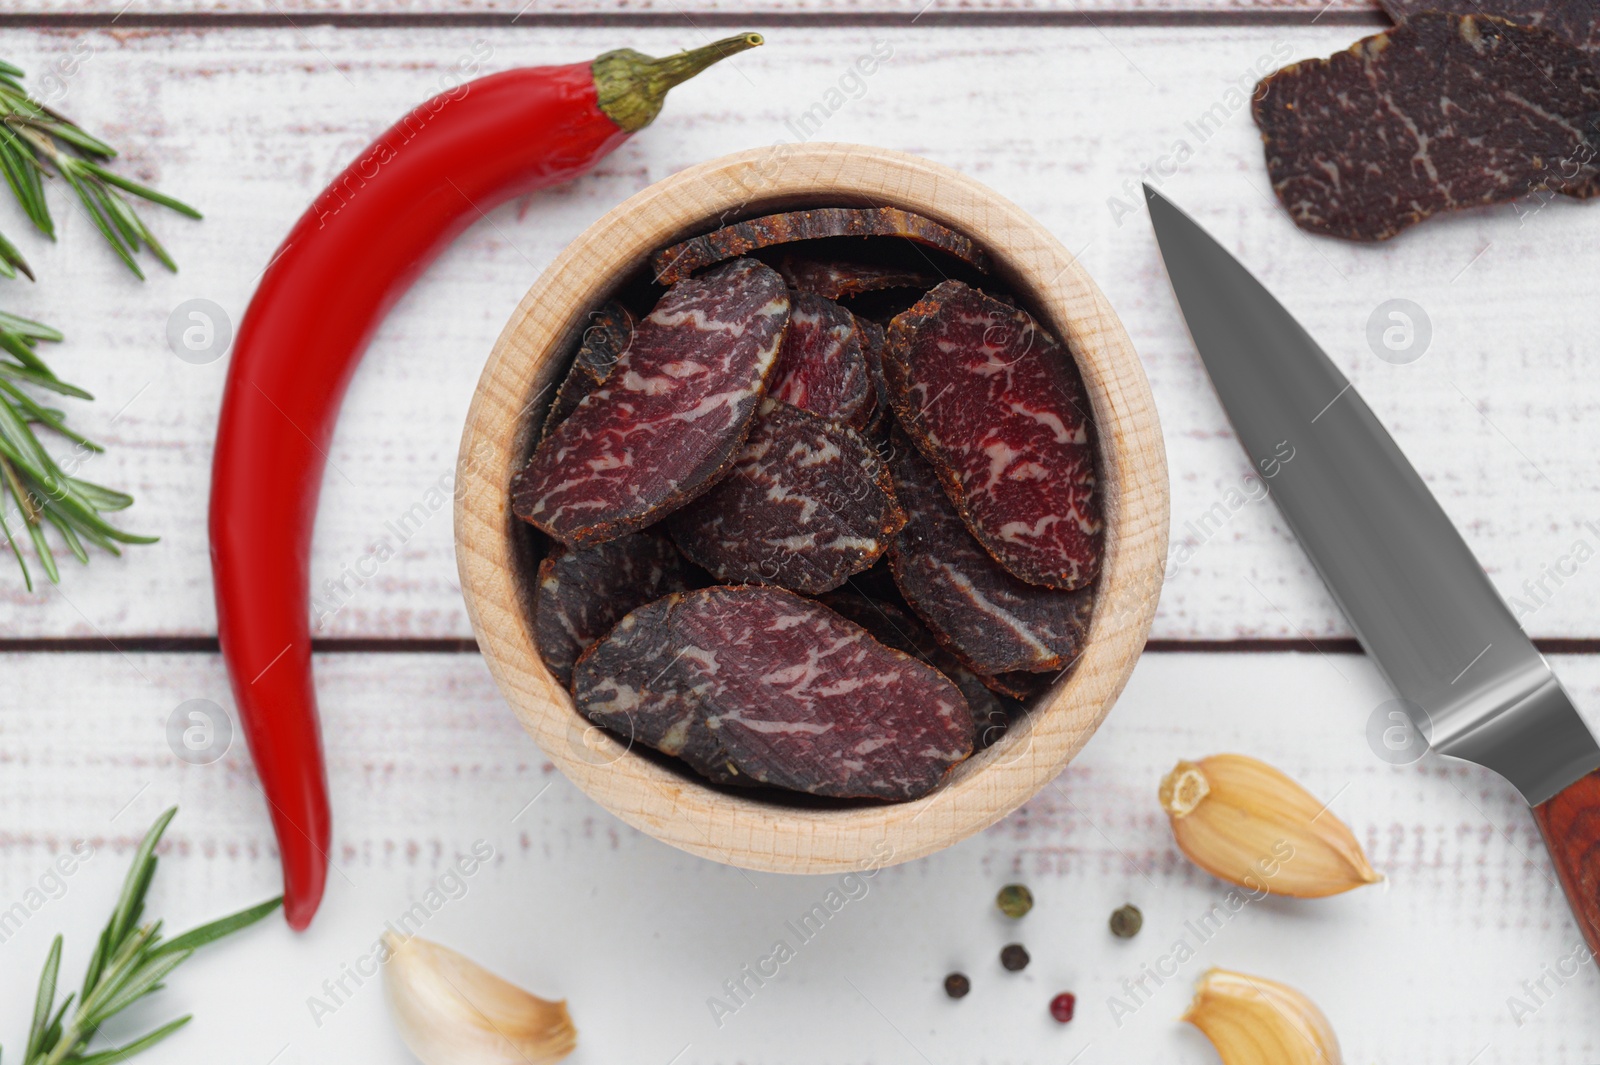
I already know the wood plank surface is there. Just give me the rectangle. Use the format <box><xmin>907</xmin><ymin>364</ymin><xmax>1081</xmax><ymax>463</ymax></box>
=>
<box><xmin>1</xmin><ymin>650</ymin><xmax>1595</xmax><ymax>1062</ymax></box>
<box><xmin>7</xmin><ymin>1</ymin><xmax>1385</xmax><ymax>21</ymax></box>
<box><xmin>2</xmin><ymin>21</ymin><xmax>1598</xmax><ymax>644</ymax></box>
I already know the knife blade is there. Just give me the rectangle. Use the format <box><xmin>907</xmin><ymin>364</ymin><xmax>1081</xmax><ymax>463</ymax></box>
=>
<box><xmin>1146</xmin><ymin>184</ymin><xmax>1600</xmax><ymax>954</ymax></box>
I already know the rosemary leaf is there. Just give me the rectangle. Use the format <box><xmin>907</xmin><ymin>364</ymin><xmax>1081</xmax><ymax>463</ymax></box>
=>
<box><xmin>7</xmin><ymin>807</ymin><xmax>282</xmax><ymax>1065</ymax></box>
<box><xmin>0</xmin><ymin>65</ymin><xmax>197</xmax><ymax>275</ymax></box>
<box><xmin>0</xmin><ymin>309</ymin><xmax>154</xmax><ymax>584</ymax></box>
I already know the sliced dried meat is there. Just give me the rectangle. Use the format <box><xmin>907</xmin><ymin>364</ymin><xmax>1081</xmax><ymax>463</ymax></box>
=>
<box><xmin>778</xmin><ymin>256</ymin><xmax>938</xmax><ymax>300</ymax></box>
<box><xmin>513</xmin><ymin>258</ymin><xmax>790</xmax><ymax>545</ymax></box>
<box><xmin>767</xmin><ymin>292</ymin><xmax>874</xmax><ymax>428</ymax></box>
<box><xmin>665</xmin><ymin>399</ymin><xmax>906</xmax><ymax>594</ymax></box>
<box><xmin>533</xmin><ymin>530</ymin><xmax>699</xmax><ymax>687</ymax></box>
<box><xmin>1382</xmin><ymin>0</ymin><xmax>1599</xmax><ymax>52</ymax></box>
<box><xmin>855</xmin><ymin>315</ymin><xmax>889</xmax><ymax>433</ymax></box>
<box><xmin>572</xmin><ymin>585</ymin><xmax>973</xmax><ymax>800</ymax></box>
<box><xmin>887</xmin><ymin>426</ymin><xmax>1094</xmax><ymax>676</ymax></box>
<box><xmin>885</xmin><ymin>280</ymin><xmax>1102</xmax><ymax>591</ymax></box>
<box><xmin>977</xmin><ymin>669</ymin><xmax>1057</xmax><ymax>703</ymax></box>
<box><xmin>652</xmin><ymin>207</ymin><xmax>993</xmax><ymax>286</ymax></box>
<box><xmin>821</xmin><ymin>591</ymin><xmax>1015</xmax><ymax>749</ymax></box>
<box><xmin>540</xmin><ymin>301</ymin><xmax>634</xmax><ymax>442</ymax></box>
<box><xmin>1253</xmin><ymin>14</ymin><xmax>1600</xmax><ymax>241</ymax></box>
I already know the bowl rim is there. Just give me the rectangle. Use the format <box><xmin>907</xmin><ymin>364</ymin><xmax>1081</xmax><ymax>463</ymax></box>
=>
<box><xmin>455</xmin><ymin>142</ymin><xmax>1169</xmax><ymax>874</ymax></box>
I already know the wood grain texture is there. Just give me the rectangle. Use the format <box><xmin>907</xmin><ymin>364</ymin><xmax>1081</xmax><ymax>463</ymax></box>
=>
<box><xmin>2</xmin><ymin>23</ymin><xmax>1600</xmax><ymax>643</ymax></box>
<box><xmin>456</xmin><ymin>143</ymin><xmax>1168</xmax><ymax>873</ymax></box>
<box><xmin>7</xmin><ymin>0</ymin><xmax>1384</xmax><ymax>18</ymax></box>
<box><xmin>1536</xmin><ymin>769</ymin><xmax>1600</xmax><ymax>960</ymax></box>
<box><xmin>1</xmin><ymin>650</ymin><xmax>1597</xmax><ymax>1062</ymax></box>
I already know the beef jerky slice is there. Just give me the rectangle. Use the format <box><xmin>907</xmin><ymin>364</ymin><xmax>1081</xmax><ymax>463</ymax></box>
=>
<box><xmin>665</xmin><ymin>400</ymin><xmax>906</xmax><ymax>594</ymax></box>
<box><xmin>885</xmin><ymin>280</ymin><xmax>1102</xmax><ymax>590</ymax></box>
<box><xmin>566</xmin><ymin>595</ymin><xmax>736</xmax><ymax>782</ymax></box>
<box><xmin>855</xmin><ymin>315</ymin><xmax>890</xmax><ymax>433</ymax></box>
<box><xmin>887</xmin><ymin>426</ymin><xmax>1094</xmax><ymax>676</ymax></box>
<box><xmin>778</xmin><ymin>256</ymin><xmax>939</xmax><ymax>300</ymax></box>
<box><xmin>767</xmin><ymin>292</ymin><xmax>874</xmax><ymax>429</ymax></box>
<box><xmin>977</xmin><ymin>669</ymin><xmax>1057</xmax><ymax>703</ymax></box>
<box><xmin>540</xmin><ymin>301</ymin><xmax>635</xmax><ymax>443</ymax></box>
<box><xmin>1382</xmin><ymin>0</ymin><xmax>1599</xmax><ymax>53</ymax></box>
<box><xmin>573</xmin><ymin>585</ymin><xmax>973</xmax><ymax>800</ymax></box>
<box><xmin>533</xmin><ymin>529</ymin><xmax>698</xmax><ymax>687</ymax></box>
<box><xmin>513</xmin><ymin>259</ymin><xmax>790</xmax><ymax>545</ymax></box>
<box><xmin>1253</xmin><ymin>14</ymin><xmax>1600</xmax><ymax>241</ymax></box>
<box><xmin>821</xmin><ymin>591</ymin><xmax>1015</xmax><ymax>749</ymax></box>
<box><xmin>652</xmin><ymin>207</ymin><xmax>993</xmax><ymax>285</ymax></box>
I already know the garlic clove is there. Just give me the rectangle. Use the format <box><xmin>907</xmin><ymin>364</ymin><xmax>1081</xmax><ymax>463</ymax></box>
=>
<box><xmin>1183</xmin><ymin>968</ymin><xmax>1343</xmax><ymax>1065</ymax></box>
<box><xmin>1159</xmin><ymin>754</ymin><xmax>1381</xmax><ymax>898</ymax></box>
<box><xmin>382</xmin><ymin>932</ymin><xmax>577</xmax><ymax>1065</ymax></box>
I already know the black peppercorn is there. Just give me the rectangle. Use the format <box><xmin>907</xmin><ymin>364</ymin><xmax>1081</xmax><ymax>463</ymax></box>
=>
<box><xmin>944</xmin><ymin>972</ymin><xmax>971</xmax><ymax>999</ymax></box>
<box><xmin>999</xmin><ymin>943</ymin><xmax>1030</xmax><ymax>971</ymax></box>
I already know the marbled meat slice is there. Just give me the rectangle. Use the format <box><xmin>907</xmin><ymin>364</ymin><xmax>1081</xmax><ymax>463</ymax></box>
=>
<box><xmin>855</xmin><ymin>315</ymin><xmax>889</xmax><ymax>433</ymax></box>
<box><xmin>533</xmin><ymin>529</ymin><xmax>699</xmax><ymax>687</ymax></box>
<box><xmin>887</xmin><ymin>426</ymin><xmax>1094</xmax><ymax>676</ymax></box>
<box><xmin>1253</xmin><ymin>14</ymin><xmax>1600</xmax><ymax>241</ymax></box>
<box><xmin>767</xmin><ymin>292</ymin><xmax>874</xmax><ymax>429</ymax></box>
<box><xmin>1382</xmin><ymin>0</ymin><xmax>1599</xmax><ymax>52</ymax></box>
<box><xmin>821</xmin><ymin>591</ymin><xmax>1015</xmax><ymax>749</ymax></box>
<box><xmin>513</xmin><ymin>258</ymin><xmax>790</xmax><ymax>544</ymax></box>
<box><xmin>885</xmin><ymin>280</ymin><xmax>1102</xmax><ymax>590</ymax></box>
<box><xmin>567</xmin><ymin>594</ymin><xmax>736</xmax><ymax>782</ymax></box>
<box><xmin>665</xmin><ymin>400</ymin><xmax>906</xmax><ymax>594</ymax></box>
<box><xmin>540</xmin><ymin>301</ymin><xmax>635</xmax><ymax>442</ymax></box>
<box><xmin>778</xmin><ymin>256</ymin><xmax>939</xmax><ymax>300</ymax></box>
<box><xmin>651</xmin><ymin>207</ymin><xmax>993</xmax><ymax>286</ymax></box>
<box><xmin>573</xmin><ymin>586</ymin><xmax>974</xmax><ymax>800</ymax></box>
<box><xmin>977</xmin><ymin>669</ymin><xmax>1058</xmax><ymax>703</ymax></box>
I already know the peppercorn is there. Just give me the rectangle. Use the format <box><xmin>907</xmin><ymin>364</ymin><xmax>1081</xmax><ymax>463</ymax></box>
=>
<box><xmin>999</xmin><ymin>943</ymin><xmax>1030</xmax><ymax>971</ymax></box>
<box><xmin>995</xmin><ymin>883</ymin><xmax>1033</xmax><ymax>918</ymax></box>
<box><xmin>1050</xmin><ymin>992</ymin><xmax>1077</xmax><ymax>1023</ymax></box>
<box><xmin>1109</xmin><ymin>903</ymin><xmax>1144</xmax><ymax>939</ymax></box>
<box><xmin>944</xmin><ymin>972</ymin><xmax>971</xmax><ymax>999</ymax></box>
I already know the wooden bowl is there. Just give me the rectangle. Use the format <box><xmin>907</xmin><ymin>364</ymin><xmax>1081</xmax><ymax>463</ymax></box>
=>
<box><xmin>455</xmin><ymin>144</ymin><xmax>1168</xmax><ymax>874</ymax></box>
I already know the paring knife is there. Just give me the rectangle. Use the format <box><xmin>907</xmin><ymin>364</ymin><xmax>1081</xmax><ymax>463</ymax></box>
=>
<box><xmin>1145</xmin><ymin>185</ymin><xmax>1600</xmax><ymax>957</ymax></box>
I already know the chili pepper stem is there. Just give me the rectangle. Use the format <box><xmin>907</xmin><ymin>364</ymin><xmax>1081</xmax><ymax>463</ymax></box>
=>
<box><xmin>593</xmin><ymin>33</ymin><xmax>764</xmax><ymax>133</ymax></box>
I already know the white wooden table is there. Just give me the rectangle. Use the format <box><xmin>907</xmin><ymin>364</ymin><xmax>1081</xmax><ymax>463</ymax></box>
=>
<box><xmin>3</xmin><ymin>4</ymin><xmax>1599</xmax><ymax>1062</ymax></box>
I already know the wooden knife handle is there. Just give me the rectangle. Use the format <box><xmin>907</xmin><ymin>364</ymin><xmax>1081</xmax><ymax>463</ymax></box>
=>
<box><xmin>1534</xmin><ymin>768</ymin><xmax>1600</xmax><ymax>958</ymax></box>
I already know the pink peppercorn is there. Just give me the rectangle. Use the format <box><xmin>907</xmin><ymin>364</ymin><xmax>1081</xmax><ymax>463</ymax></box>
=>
<box><xmin>1049</xmin><ymin>992</ymin><xmax>1076</xmax><ymax>1023</ymax></box>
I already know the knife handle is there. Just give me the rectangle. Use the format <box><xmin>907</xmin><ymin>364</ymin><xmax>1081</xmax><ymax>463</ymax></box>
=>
<box><xmin>1534</xmin><ymin>769</ymin><xmax>1600</xmax><ymax>957</ymax></box>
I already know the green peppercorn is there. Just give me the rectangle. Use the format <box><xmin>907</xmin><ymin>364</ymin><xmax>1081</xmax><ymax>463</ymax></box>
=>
<box><xmin>999</xmin><ymin>943</ymin><xmax>1030</xmax><ymax>971</ymax></box>
<box><xmin>995</xmin><ymin>883</ymin><xmax>1033</xmax><ymax>919</ymax></box>
<box><xmin>944</xmin><ymin>972</ymin><xmax>970</xmax><ymax>999</ymax></box>
<box><xmin>1109</xmin><ymin>903</ymin><xmax>1143</xmax><ymax>939</ymax></box>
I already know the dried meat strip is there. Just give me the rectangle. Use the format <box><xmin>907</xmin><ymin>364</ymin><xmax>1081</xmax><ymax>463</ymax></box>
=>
<box><xmin>885</xmin><ymin>280</ymin><xmax>1102</xmax><ymax>590</ymax></box>
<box><xmin>540</xmin><ymin>301</ymin><xmax>635</xmax><ymax>442</ymax></box>
<box><xmin>1382</xmin><ymin>0</ymin><xmax>1599</xmax><ymax>52</ymax></box>
<box><xmin>651</xmin><ymin>207</ymin><xmax>993</xmax><ymax>286</ymax></box>
<box><xmin>1253</xmin><ymin>14</ymin><xmax>1600</xmax><ymax>241</ymax></box>
<box><xmin>767</xmin><ymin>292</ymin><xmax>874</xmax><ymax>429</ymax></box>
<box><xmin>533</xmin><ymin>529</ymin><xmax>698</xmax><ymax>687</ymax></box>
<box><xmin>887</xmin><ymin>426</ymin><xmax>1094</xmax><ymax>676</ymax></box>
<box><xmin>778</xmin><ymin>256</ymin><xmax>938</xmax><ymax>300</ymax></box>
<box><xmin>821</xmin><ymin>591</ymin><xmax>1015</xmax><ymax>749</ymax></box>
<box><xmin>855</xmin><ymin>315</ymin><xmax>889</xmax><ymax>433</ymax></box>
<box><xmin>665</xmin><ymin>399</ymin><xmax>906</xmax><ymax>594</ymax></box>
<box><xmin>572</xmin><ymin>585</ymin><xmax>973</xmax><ymax>800</ymax></box>
<box><xmin>513</xmin><ymin>258</ymin><xmax>790</xmax><ymax>545</ymax></box>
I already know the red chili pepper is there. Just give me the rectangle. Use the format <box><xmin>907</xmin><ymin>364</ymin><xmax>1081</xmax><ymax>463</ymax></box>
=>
<box><xmin>209</xmin><ymin>33</ymin><xmax>761</xmax><ymax>930</ymax></box>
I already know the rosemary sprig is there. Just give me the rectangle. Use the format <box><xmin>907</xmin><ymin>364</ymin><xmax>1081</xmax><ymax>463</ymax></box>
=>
<box><xmin>0</xmin><ymin>60</ymin><xmax>200</xmax><ymax>279</ymax></box>
<box><xmin>0</xmin><ymin>309</ymin><xmax>155</xmax><ymax>590</ymax></box>
<box><xmin>11</xmin><ymin>807</ymin><xmax>282</xmax><ymax>1065</ymax></box>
